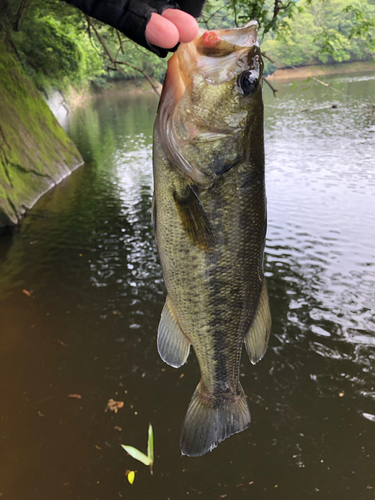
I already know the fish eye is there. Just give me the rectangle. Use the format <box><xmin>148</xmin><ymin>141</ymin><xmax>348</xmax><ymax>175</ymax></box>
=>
<box><xmin>238</xmin><ymin>71</ymin><xmax>258</xmax><ymax>95</ymax></box>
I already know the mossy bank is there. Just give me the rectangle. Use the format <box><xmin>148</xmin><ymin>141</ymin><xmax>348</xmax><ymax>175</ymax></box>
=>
<box><xmin>0</xmin><ymin>40</ymin><xmax>82</xmax><ymax>230</ymax></box>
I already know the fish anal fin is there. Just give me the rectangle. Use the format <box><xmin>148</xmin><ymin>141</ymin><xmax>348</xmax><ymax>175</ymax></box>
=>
<box><xmin>244</xmin><ymin>280</ymin><xmax>271</xmax><ymax>365</ymax></box>
<box><xmin>173</xmin><ymin>185</ymin><xmax>215</xmax><ymax>253</ymax></box>
<box><xmin>180</xmin><ymin>382</ymin><xmax>251</xmax><ymax>457</ymax></box>
<box><xmin>157</xmin><ymin>296</ymin><xmax>190</xmax><ymax>368</ymax></box>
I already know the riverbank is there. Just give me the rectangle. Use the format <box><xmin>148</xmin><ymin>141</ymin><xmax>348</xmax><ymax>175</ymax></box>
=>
<box><xmin>0</xmin><ymin>40</ymin><xmax>83</xmax><ymax>230</ymax></box>
<box><xmin>56</xmin><ymin>60</ymin><xmax>375</xmax><ymax>113</ymax></box>
<box><xmin>267</xmin><ymin>60</ymin><xmax>375</xmax><ymax>80</ymax></box>
<box><xmin>47</xmin><ymin>77</ymin><xmax>161</xmax><ymax>128</ymax></box>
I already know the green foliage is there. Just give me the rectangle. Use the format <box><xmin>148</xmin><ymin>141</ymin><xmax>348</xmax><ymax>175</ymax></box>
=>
<box><xmin>12</xmin><ymin>15</ymin><xmax>103</xmax><ymax>92</ymax></box>
<box><xmin>3</xmin><ymin>0</ymin><xmax>375</xmax><ymax>91</ymax></box>
<box><xmin>6</xmin><ymin>0</ymin><xmax>168</xmax><ymax>93</ymax></box>
<box><xmin>261</xmin><ymin>0</ymin><xmax>375</xmax><ymax>71</ymax></box>
<box><xmin>199</xmin><ymin>0</ymin><xmax>301</xmax><ymax>36</ymax></box>
<box><xmin>8</xmin><ymin>1</ymin><xmax>104</xmax><ymax>92</ymax></box>
<box><xmin>344</xmin><ymin>2</ymin><xmax>375</xmax><ymax>40</ymax></box>
<box><xmin>231</xmin><ymin>0</ymin><xmax>301</xmax><ymax>35</ymax></box>
<box><xmin>99</xmin><ymin>28</ymin><xmax>168</xmax><ymax>82</ymax></box>
<box><xmin>199</xmin><ymin>0</ymin><xmax>237</xmax><ymax>29</ymax></box>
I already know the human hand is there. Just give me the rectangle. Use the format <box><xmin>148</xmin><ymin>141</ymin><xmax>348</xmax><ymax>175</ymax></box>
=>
<box><xmin>145</xmin><ymin>8</ymin><xmax>199</xmax><ymax>49</ymax></box>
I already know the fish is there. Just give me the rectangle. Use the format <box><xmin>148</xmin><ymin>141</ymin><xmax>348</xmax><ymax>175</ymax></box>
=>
<box><xmin>152</xmin><ymin>20</ymin><xmax>271</xmax><ymax>457</ymax></box>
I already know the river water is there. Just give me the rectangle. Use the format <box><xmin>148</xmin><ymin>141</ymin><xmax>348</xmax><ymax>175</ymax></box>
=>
<box><xmin>1</xmin><ymin>72</ymin><xmax>375</xmax><ymax>499</ymax></box>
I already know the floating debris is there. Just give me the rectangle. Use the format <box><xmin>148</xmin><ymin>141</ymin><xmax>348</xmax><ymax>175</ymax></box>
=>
<box><xmin>105</xmin><ymin>399</ymin><xmax>124</xmax><ymax>413</ymax></box>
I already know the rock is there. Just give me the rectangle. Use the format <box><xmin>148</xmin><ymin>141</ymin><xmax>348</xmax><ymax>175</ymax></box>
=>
<box><xmin>0</xmin><ymin>40</ymin><xmax>83</xmax><ymax>229</ymax></box>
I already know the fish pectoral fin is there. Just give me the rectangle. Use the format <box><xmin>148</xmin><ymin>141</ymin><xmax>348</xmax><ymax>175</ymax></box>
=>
<box><xmin>157</xmin><ymin>296</ymin><xmax>191</xmax><ymax>368</ymax></box>
<box><xmin>151</xmin><ymin>192</ymin><xmax>157</xmax><ymax>237</ymax></box>
<box><xmin>244</xmin><ymin>280</ymin><xmax>272</xmax><ymax>364</ymax></box>
<box><xmin>173</xmin><ymin>185</ymin><xmax>215</xmax><ymax>253</ymax></box>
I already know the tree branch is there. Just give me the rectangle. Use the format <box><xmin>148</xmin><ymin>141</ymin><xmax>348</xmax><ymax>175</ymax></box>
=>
<box><xmin>262</xmin><ymin>51</ymin><xmax>276</xmax><ymax>64</ymax></box>
<box><xmin>113</xmin><ymin>60</ymin><xmax>161</xmax><ymax>96</ymax></box>
<box><xmin>273</xmin><ymin>0</ymin><xmax>294</xmax><ymax>22</ymax></box>
<box><xmin>263</xmin><ymin>76</ymin><xmax>279</xmax><ymax>97</ymax></box>
<box><xmin>87</xmin><ymin>16</ymin><xmax>116</xmax><ymax>64</ymax></box>
<box><xmin>200</xmin><ymin>1</ymin><xmax>230</xmax><ymax>30</ymax></box>
<box><xmin>116</xmin><ymin>29</ymin><xmax>125</xmax><ymax>54</ymax></box>
<box><xmin>13</xmin><ymin>0</ymin><xmax>32</xmax><ymax>31</ymax></box>
<box><xmin>86</xmin><ymin>16</ymin><xmax>160</xmax><ymax>96</ymax></box>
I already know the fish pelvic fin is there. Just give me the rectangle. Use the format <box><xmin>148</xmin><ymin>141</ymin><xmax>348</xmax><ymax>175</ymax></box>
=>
<box><xmin>173</xmin><ymin>185</ymin><xmax>215</xmax><ymax>253</ymax></box>
<box><xmin>244</xmin><ymin>279</ymin><xmax>271</xmax><ymax>365</ymax></box>
<box><xmin>180</xmin><ymin>382</ymin><xmax>251</xmax><ymax>457</ymax></box>
<box><xmin>157</xmin><ymin>296</ymin><xmax>191</xmax><ymax>368</ymax></box>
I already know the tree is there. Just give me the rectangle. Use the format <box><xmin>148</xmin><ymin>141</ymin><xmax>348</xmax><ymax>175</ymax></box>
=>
<box><xmin>1</xmin><ymin>0</ymin><xmax>374</xmax><ymax>94</ymax></box>
<box><xmin>260</xmin><ymin>0</ymin><xmax>375</xmax><ymax>70</ymax></box>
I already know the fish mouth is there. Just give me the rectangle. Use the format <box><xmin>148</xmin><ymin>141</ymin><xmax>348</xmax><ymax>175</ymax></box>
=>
<box><xmin>195</xmin><ymin>20</ymin><xmax>258</xmax><ymax>57</ymax></box>
<box><xmin>158</xmin><ymin>21</ymin><xmax>259</xmax><ymax>112</ymax></box>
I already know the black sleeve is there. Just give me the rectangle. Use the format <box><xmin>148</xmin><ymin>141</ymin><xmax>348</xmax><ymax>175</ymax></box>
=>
<box><xmin>176</xmin><ymin>0</ymin><xmax>205</xmax><ymax>18</ymax></box>
<box><xmin>63</xmin><ymin>0</ymin><xmax>206</xmax><ymax>58</ymax></box>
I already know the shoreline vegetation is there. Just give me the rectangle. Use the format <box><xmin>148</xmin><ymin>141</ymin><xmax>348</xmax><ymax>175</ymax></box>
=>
<box><xmin>6</xmin><ymin>0</ymin><xmax>375</xmax><ymax>100</ymax></box>
<box><xmin>55</xmin><ymin>60</ymin><xmax>375</xmax><ymax>109</ymax></box>
<box><xmin>267</xmin><ymin>60</ymin><xmax>375</xmax><ymax>80</ymax></box>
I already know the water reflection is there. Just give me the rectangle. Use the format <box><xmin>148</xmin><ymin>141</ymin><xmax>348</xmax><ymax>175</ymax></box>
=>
<box><xmin>1</xmin><ymin>78</ymin><xmax>375</xmax><ymax>499</ymax></box>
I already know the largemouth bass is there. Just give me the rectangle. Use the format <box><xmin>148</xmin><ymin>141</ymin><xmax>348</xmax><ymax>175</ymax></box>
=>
<box><xmin>152</xmin><ymin>21</ymin><xmax>271</xmax><ymax>457</ymax></box>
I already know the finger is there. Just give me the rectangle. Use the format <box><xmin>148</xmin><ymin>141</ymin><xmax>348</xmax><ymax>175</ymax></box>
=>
<box><xmin>162</xmin><ymin>9</ymin><xmax>199</xmax><ymax>43</ymax></box>
<box><xmin>145</xmin><ymin>13</ymin><xmax>179</xmax><ymax>48</ymax></box>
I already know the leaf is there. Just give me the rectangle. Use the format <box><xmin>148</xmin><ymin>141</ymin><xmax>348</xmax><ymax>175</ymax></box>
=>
<box><xmin>147</xmin><ymin>424</ymin><xmax>154</xmax><ymax>464</ymax></box>
<box><xmin>121</xmin><ymin>445</ymin><xmax>152</xmax><ymax>466</ymax></box>
<box><xmin>105</xmin><ymin>399</ymin><xmax>124</xmax><ymax>413</ymax></box>
<box><xmin>127</xmin><ymin>471</ymin><xmax>135</xmax><ymax>484</ymax></box>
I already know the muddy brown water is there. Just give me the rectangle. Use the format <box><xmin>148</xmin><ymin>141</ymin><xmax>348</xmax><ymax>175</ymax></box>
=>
<box><xmin>1</xmin><ymin>73</ymin><xmax>375</xmax><ymax>500</ymax></box>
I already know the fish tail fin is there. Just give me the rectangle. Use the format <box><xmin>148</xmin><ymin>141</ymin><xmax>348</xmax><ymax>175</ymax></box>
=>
<box><xmin>180</xmin><ymin>382</ymin><xmax>251</xmax><ymax>457</ymax></box>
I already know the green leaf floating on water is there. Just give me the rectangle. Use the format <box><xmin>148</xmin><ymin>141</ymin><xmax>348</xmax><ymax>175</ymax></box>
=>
<box><xmin>121</xmin><ymin>423</ymin><xmax>154</xmax><ymax>474</ymax></box>
<box><xmin>147</xmin><ymin>423</ymin><xmax>154</xmax><ymax>464</ymax></box>
<box><xmin>121</xmin><ymin>445</ymin><xmax>151</xmax><ymax>466</ymax></box>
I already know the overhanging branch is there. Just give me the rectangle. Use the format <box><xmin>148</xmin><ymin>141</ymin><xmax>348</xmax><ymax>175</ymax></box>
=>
<box><xmin>86</xmin><ymin>16</ymin><xmax>160</xmax><ymax>96</ymax></box>
<box><xmin>263</xmin><ymin>77</ymin><xmax>279</xmax><ymax>97</ymax></box>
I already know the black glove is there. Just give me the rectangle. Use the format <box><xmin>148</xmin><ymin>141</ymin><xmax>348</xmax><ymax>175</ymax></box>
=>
<box><xmin>64</xmin><ymin>0</ymin><xmax>206</xmax><ymax>57</ymax></box>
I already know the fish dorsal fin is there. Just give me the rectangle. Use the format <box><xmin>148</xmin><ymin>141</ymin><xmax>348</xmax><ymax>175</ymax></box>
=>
<box><xmin>244</xmin><ymin>280</ymin><xmax>271</xmax><ymax>364</ymax></box>
<box><xmin>173</xmin><ymin>185</ymin><xmax>215</xmax><ymax>253</ymax></box>
<box><xmin>157</xmin><ymin>296</ymin><xmax>191</xmax><ymax>368</ymax></box>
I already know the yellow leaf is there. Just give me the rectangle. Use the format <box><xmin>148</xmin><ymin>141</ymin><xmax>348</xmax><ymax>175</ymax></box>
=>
<box><xmin>127</xmin><ymin>471</ymin><xmax>135</xmax><ymax>484</ymax></box>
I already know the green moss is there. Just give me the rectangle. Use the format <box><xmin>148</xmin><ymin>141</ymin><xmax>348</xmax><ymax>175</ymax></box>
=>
<box><xmin>0</xmin><ymin>41</ymin><xmax>82</xmax><ymax>227</ymax></box>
